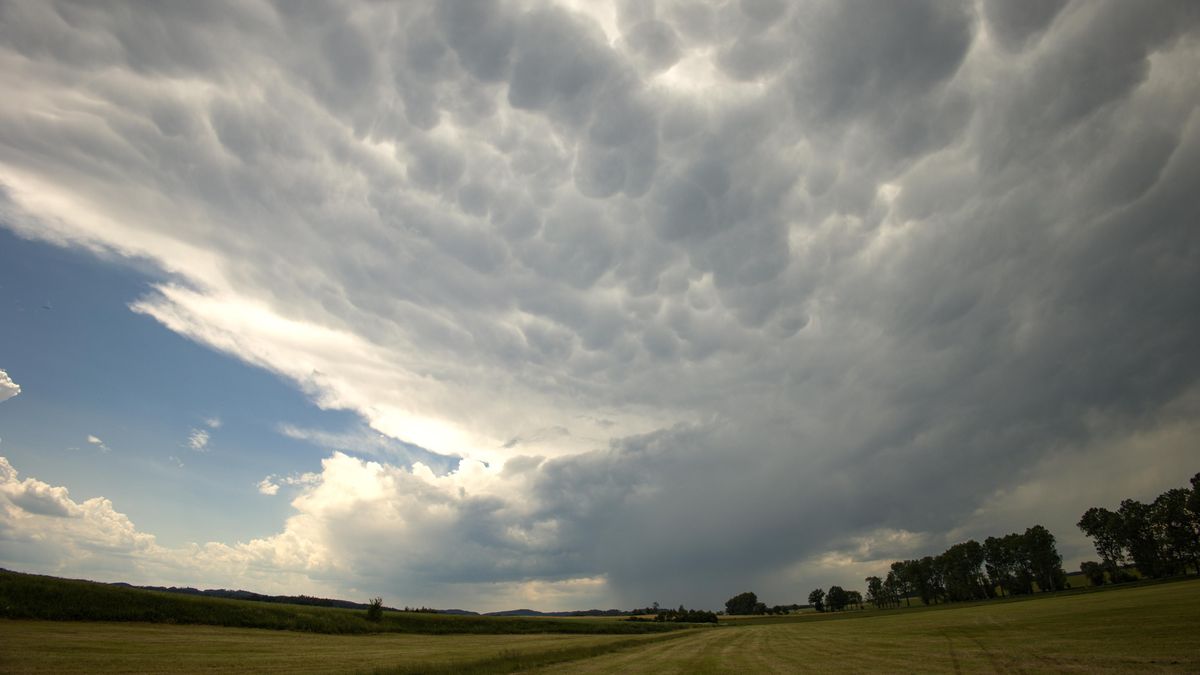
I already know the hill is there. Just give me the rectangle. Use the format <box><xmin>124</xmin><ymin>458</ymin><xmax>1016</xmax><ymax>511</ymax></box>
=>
<box><xmin>0</xmin><ymin>569</ymin><xmax>679</xmax><ymax>636</ymax></box>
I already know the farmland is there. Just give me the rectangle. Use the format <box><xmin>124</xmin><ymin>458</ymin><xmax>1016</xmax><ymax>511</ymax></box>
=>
<box><xmin>550</xmin><ymin>578</ymin><xmax>1200</xmax><ymax>673</ymax></box>
<box><xmin>2</xmin><ymin>577</ymin><xmax>1198</xmax><ymax>673</ymax></box>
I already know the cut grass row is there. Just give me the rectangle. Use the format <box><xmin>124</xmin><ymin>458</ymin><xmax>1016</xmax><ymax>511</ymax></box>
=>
<box><xmin>0</xmin><ymin>570</ymin><xmax>676</xmax><ymax>636</ymax></box>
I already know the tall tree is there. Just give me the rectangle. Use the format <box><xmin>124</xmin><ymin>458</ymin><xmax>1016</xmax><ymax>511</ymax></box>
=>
<box><xmin>940</xmin><ymin>540</ymin><xmax>988</xmax><ymax>601</ymax></box>
<box><xmin>807</xmin><ymin>588</ymin><xmax>826</xmax><ymax>613</ymax></box>
<box><xmin>1078</xmin><ymin>507</ymin><xmax>1127</xmax><ymax>582</ymax></box>
<box><xmin>846</xmin><ymin>590</ymin><xmax>863</xmax><ymax>610</ymax></box>
<box><xmin>984</xmin><ymin>536</ymin><xmax>1017</xmax><ymax>597</ymax></box>
<box><xmin>917</xmin><ymin>556</ymin><xmax>942</xmax><ymax>604</ymax></box>
<box><xmin>826</xmin><ymin>585</ymin><xmax>848</xmax><ymax>612</ymax></box>
<box><xmin>1153</xmin><ymin>488</ymin><xmax>1198</xmax><ymax>575</ymax></box>
<box><xmin>1023</xmin><ymin>525</ymin><xmax>1067</xmax><ymax>592</ymax></box>
<box><xmin>1118</xmin><ymin>499</ymin><xmax>1165</xmax><ymax>578</ymax></box>
<box><xmin>890</xmin><ymin>561</ymin><xmax>914</xmax><ymax>607</ymax></box>
<box><xmin>864</xmin><ymin>576</ymin><xmax>885</xmax><ymax>609</ymax></box>
<box><xmin>724</xmin><ymin>592</ymin><xmax>759</xmax><ymax>616</ymax></box>
<box><xmin>882</xmin><ymin>571</ymin><xmax>902</xmax><ymax>608</ymax></box>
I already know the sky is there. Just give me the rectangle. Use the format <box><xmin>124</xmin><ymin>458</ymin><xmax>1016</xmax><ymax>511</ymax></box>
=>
<box><xmin>0</xmin><ymin>0</ymin><xmax>1198</xmax><ymax>612</ymax></box>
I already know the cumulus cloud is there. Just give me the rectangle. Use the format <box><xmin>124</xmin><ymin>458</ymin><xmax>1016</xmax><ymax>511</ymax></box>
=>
<box><xmin>1</xmin><ymin>0</ymin><xmax>1198</xmax><ymax>606</ymax></box>
<box><xmin>86</xmin><ymin>435</ymin><xmax>110</xmax><ymax>453</ymax></box>
<box><xmin>0</xmin><ymin>454</ymin><xmax>610</xmax><ymax>610</ymax></box>
<box><xmin>0</xmin><ymin>369</ymin><xmax>19</xmax><ymax>402</ymax></box>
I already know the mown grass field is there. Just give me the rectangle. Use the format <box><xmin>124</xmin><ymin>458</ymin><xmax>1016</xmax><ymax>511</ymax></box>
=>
<box><xmin>543</xmin><ymin>578</ymin><xmax>1200</xmax><ymax>673</ymax></box>
<box><xmin>0</xmin><ymin>621</ymin><xmax>689</xmax><ymax>674</ymax></box>
<box><xmin>2</xmin><ymin>577</ymin><xmax>1198</xmax><ymax>673</ymax></box>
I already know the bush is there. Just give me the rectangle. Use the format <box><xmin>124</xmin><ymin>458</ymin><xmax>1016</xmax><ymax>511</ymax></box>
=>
<box><xmin>366</xmin><ymin>597</ymin><xmax>384</xmax><ymax>622</ymax></box>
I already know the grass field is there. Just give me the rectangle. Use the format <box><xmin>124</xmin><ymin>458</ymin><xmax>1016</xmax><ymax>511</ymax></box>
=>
<box><xmin>2</xmin><ymin>578</ymin><xmax>1198</xmax><ymax>673</ymax></box>
<box><xmin>542</xmin><ymin>578</ymin><xmax>1200</xmax><ymax>673</ymax></box>
<box><xmin>0</xmin><ymin>621</ymin><xmax>688</xmax><ymax>674</ymax></box>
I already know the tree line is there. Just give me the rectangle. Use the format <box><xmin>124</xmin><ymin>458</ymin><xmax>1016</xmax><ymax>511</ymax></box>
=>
<box><xmin>1077</xmin><ymin>472</ymin><xmax>1200</xmax><ymax>583</ymax></box>
<box><xmin>834</xmin><ymin>524</ymin><xmax>1068</xmax><ymax>610</ymax></box>
<box><xmin>806</xmin><ymin>586</ymin><xmax>863</xmax><ymax>612</ymax></box>
<box><xmin>723</xmin><ymin>591</ymin><xmax>798</xmax><ymax>615</ymax></box>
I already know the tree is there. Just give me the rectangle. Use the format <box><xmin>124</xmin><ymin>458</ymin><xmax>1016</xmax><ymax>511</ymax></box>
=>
<box><xmin>939</xmin><ymin>540</ymin><xmax>988</xmax><ymax>601</ymax></box>
<box><xmin>366</xmin><ymin>597</ymin><xmax>384</xmax><ymax>622</ymax></box>
<box><xmin>653</xmin><ymin>605</ymin><xmax>718</xmax><ymax>623</ymax></box>
<box><xmin>846</xmin><ymin>590</ymin><xmax>863</xmax><ymax>610</ymax></box>
<box><xmin>1118</xmin><ymin>499</ymin><xmax>1165</xmax><ymax>578</ymax></box>
<box><xmin>826</xmin><ymin>585</ymin><xmax>848</xmax><ymax>612</ymax></box>
<box><xmin>725</xmin><ymin>591</ymin><xmax>759</xmax><ymax>616</ymax></box>
<box><xmin>921</xmin><ymin>555</ymin><xmax>945</xmax><ymax>604</ymax></box>
<box><xmin>807</xmin><ymin>588</ymin><xmax>826</xmax><ymax>613</ymax></box>
<box><xmin>882</xmin><ymin>572</ymin><xmax>901</xmax><ymax>608</ymax></box>
<box><xmin>1080</xmin><ymin>561</ymin><xmax>1106</xmax><ymax>586</ymax></box>
<box><xmin>864</xmin><ymin>576</ymin><xmax>884</xmax><ymax>609</ymax></box>
<box><xmin>1078</xmin><ymin>507</ymin><xmax>1127</xmax><ymax>583</ymax></box>
<box><xmin>890</xmin><ymin>561</ymin><xmax>914</xmax><ymax>607</ymax></box>
<box><xmin>984</xmin><ymin>536</ymin><xmax>1018</xmax><ymax>597</ymax></box>
<box><xmin>1153</xmin><ymin>488</ymin><xmax>1198</xmax><ymax>575</ymax></box>
<box><xmin>1023</xmin><ymin>525</ymin><xmax>1067</xmax><ymax>592</ymax></box>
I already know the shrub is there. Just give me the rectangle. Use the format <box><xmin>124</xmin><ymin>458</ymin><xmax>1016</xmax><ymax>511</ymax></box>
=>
<box><xmin>366</xmin><ymin>597</ymin><xmax>384</xmax><ymax>622</ymax></box>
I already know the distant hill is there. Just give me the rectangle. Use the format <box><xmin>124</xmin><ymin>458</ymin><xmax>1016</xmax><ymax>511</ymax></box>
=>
<box><xmin>108</xmin><ymin>582</ymin><xmax>389</xmax><ymax>612</ymax></box>
<box><xmin>106</xmin><ymin>583</ymin><xmax>631</xmax><ymax>617</ymax></box>
<box><xmin>486</xmin><ymin>608</ymin><xmax>632</xmax><ymax>617</ymax></box>
<box><xmin>0</xmin><ymin>569</ymin><xmax>680</xmax><ymax>635</ymax></box>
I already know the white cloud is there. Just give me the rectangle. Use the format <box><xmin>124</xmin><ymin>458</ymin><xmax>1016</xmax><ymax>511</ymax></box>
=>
<box><xmin>0</xmin><ymin>1</ymin><xmax>1198</xmax><ymax>605</ymax></box>
<box><xmin>86</xmin><ymin>435</ymin><xmax>110</xmax><ymax>453</ymax></box>
<box><xmin>187</xmin><ymin>429</ymin><xmax>210</xmax><ymax>452</ymax></box>
<box><xmin>0</xmin><ymin>454</ymin><xmax>604</xmax><ymax>610</ymax></box>
<box><xmin>0</xmin><ymin>369</ymin><xmax>20</xmax><ymax>402</ymax></box>
<box><xmin>204</xmin><ymin>417</ymin><xmax>222</xmax><ymax>429</ymax></box>
<box><xmin>257</xmin><ymin>471</ymin><xmax>321</xmax><ymax>496</ymax></box>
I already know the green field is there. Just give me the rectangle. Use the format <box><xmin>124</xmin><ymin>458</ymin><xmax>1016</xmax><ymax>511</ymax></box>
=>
<box><xmin>547</xmin><ymin>579</ymin><xmax>1200</xmax><ymax>673</ymax></box>
<box><xmin>0</xmin><ymin>621</ymin><xmax>687</xmax><ymax>674</ymax></box>
<box><xmin>2</xmin><ymin>578</ymin><xmax>1198</xmax><ymax>673</ymax></box>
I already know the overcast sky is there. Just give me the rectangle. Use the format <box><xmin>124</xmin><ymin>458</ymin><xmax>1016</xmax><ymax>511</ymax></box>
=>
<box><xmin>1</xmin><ymin>0</ymin><xmax>1198</xmax><ymax>612</ymax></box>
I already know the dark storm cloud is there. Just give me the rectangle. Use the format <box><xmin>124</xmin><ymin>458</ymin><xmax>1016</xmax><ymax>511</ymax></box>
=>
<box><xmin>2</xmin><ymin>0</ymin><xmax>1199</xmax><ymax>608</ymax></box>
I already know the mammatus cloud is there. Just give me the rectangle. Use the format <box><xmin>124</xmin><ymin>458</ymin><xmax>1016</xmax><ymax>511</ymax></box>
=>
<box><xmin>0</xmin><ymin>369</ymin><xmax>19</xmax><ymax>402</ymax></box>
<box><xmin>0</xmin><ymin>1</ymin><xmax>1198</xmax><ymax>606</ymax></box>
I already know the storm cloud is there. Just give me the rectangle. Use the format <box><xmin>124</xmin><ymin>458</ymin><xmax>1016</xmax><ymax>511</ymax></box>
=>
<box><xmin>1</xmin><ymin>0</ymin><xmax>1198</xmax><ymax>609</ymax></box>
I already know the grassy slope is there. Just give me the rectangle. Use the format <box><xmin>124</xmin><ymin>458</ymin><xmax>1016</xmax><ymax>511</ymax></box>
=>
<box><xmin>0</xmin><ymin>621</ymin><xmax>687</xmax><ymax>674</ymax></box>
<box><xmin>545</xmin><ymin>578</ymin><xmax>1200</xmax><ymax>673</ymax></box>
<box><xmin>0</xmin><ymin>570</ymin><xmax>673</xmax><ymax>636</ymax></box>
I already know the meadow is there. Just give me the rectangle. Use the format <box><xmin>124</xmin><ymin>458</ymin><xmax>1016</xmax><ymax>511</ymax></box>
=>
<box><xmin>2</xmin><ymin>574</ymin><xmax>1198</xmax><ymax>673</ymax></box>
<box><xmin>548</xmin><ymin>578</ymin><xmax>1200</xmax><ymax>673</ymax></box>
<box><xmin>0</xmin><ymin>621</ymin><xmax>689</xmax><ymax>674</ymax></box>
